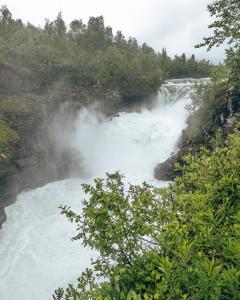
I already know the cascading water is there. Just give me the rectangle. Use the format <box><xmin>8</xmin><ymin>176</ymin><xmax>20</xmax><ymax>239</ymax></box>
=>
<box><xmin>0</xmin><ymin>81</ymin><xmax>194</xmax><ymax>300</ymax></box>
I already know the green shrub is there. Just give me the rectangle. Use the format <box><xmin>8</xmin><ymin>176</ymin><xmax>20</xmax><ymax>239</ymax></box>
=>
<box><xmin>54</xmin><ymin>124</ymin><xmax>240</xmax><ymax>299</ymax></box>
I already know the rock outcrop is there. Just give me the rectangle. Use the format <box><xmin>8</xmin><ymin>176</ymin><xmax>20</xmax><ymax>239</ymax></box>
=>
<box><xmin>0</xmin><ymin>86</ymin><xmax>123</xmax><ymax>227</ymax></box>
<box><xmin>155</xmin><ymin>86</ymin><xmax>240</xmax><ymax>181</ymax></box>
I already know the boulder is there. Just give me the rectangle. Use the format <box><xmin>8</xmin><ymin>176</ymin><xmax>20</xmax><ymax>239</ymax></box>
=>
<box><xmin>154</xmin><ymin>153</ymin><xmax>181</xmax><ymax>181</ymax></box>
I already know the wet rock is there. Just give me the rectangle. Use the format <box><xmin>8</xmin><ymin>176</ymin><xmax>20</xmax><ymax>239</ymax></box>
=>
<box><xmin>14</xmin><ymin>157</ymin><xmax>38</xmax><ymax>169</ymax></box>
<box><xmin>0</xmin><ymin>87</ymin><xmax>123</xmax><ymax>227</ymax></box>
<box><xmin>0</xmin><ymin>208</ymin><xmax>6</xmax><ymax>228</ymax></box>
<box><xmin>154</xmin><ymin>150</ymin><xmax>185</xmax><ymax>181</ymax></box>
<box><xmin>154</xmin><ymin>157</ymin><xmax>176</xmax><ymax>181</ymax></box>
<box><xmin>225</xmin><ymin>115</ymin><xmax>238</xmax><ymax>130</ymax></box>
<box><xmin>0</xmin><ymin>155</ymin><xmax>11</xmax><ymax>179</ymax></box>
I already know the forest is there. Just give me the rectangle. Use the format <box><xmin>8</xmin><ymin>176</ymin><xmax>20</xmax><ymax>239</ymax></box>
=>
<box><xmin>0</xmin><ymin>5</ymin><xmax>212</xmax><ymax>99</ymax></box>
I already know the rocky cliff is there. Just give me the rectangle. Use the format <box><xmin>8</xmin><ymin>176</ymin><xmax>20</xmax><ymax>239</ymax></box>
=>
<box><xmin>155</xmin><ymin>84</ymin><xmax>240</xmax><ymax>181</ymax></box>
<box><xmin>0</xmin><ymin>86</ymin><xmax>122</xmax><ymax>226</ymax></box>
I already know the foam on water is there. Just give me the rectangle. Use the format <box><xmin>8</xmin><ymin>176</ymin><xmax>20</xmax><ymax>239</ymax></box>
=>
<box><xmin>0</xmin><ymin>82</ymin><xmax>192</xmax><ymax>299</ymax></box>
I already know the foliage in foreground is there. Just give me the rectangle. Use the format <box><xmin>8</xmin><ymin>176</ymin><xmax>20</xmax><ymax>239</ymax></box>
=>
<box><xmin>196</xmin><ymin>0</ymin><xmax>240</xmax><ymax>91</ymax></box>
<box><xmin>54</xmin><ymin>125</ymin><xmax>240</xmax><ymax>299</ymax></box>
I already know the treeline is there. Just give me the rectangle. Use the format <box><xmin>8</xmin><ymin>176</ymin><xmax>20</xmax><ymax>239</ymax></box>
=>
<box><xmin>159</xmin><ymin>49</ymin><xmax>212</xmax><ymax>79</ymax></box>
<box><xmin>0</xmin><ymin>6</ymin><xmax>212</xmax><ymax>99</ymax></box>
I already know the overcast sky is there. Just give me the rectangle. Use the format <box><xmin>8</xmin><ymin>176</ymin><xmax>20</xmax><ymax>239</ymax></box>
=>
<box><xmin>1</xmin><ymin>0</ymin><xmax>226</xmax><ymax>63</ymax></box>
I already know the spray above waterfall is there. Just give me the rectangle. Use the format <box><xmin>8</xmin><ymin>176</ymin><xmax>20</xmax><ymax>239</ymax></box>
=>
<box><xmin>51</xmin><ymin>81</ymin><xmax>193</xmax><ymax>183</ymax></box>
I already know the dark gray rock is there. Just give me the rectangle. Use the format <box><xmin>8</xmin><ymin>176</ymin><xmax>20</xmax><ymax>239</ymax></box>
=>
<box><xmin>154</xmin><ymin>150</ymin><xmax>184</xmax><ymax>181</ymax></box>
<box><xmin>0</xmin><ymin>208</ymin><xmax>6</xmax><ymax>228</ymax></box>
<box><xmin>0</xmin><ymin>87</ymin><xmax>124</xmax><ymax>227</ymax></box>
<box><xmin>154</xmin><ymin>157</ymin><xmax>175</xmax><ymax>181</ymax></box>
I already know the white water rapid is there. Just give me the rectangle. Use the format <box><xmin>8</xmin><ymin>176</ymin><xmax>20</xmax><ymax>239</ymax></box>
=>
<box><xmin>0</xmin><ymin>81</ymin><xmax>194</xmax><ymax>300</ymax></box>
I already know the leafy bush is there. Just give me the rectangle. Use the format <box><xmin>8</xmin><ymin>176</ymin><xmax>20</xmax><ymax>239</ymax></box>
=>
<box><xmin>54</xmin><ymin>125</ymin><xmax>240</xmax><ymax>299</ymax></box>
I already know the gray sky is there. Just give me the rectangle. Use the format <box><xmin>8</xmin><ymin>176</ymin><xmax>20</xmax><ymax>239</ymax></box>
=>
<box><xmin>2</xmin><ymin>0</ymin><xmax>226</xmax><ymax>63</ymax></box>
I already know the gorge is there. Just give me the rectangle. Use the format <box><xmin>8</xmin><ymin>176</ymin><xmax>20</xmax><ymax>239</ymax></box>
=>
<box><xmin>0</xmin><ymin>0</ymin><xmax>239</xmax><ymax>298</ymax></box>
<box><xmin>0</xmin><ymin>80</ymin><xmax>194</xmax><ymax>299</ymax></box>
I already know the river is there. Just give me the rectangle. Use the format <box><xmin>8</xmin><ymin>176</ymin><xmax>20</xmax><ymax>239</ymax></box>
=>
<box><xmin>0</xmin><ymin>81</ymin><xmax>194</xmax><ymax>299</ymax></box>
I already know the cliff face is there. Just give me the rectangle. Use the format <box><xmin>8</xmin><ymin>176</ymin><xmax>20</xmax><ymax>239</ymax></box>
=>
<box><xmin>0</xmin><ymin>96</ymin><xmax>51</xmax><ymax>225</ymax></box>
<box><xmin>155</xmin><ymin>86</ymin><xmax>240</xmax><ymax>181</ymax></box>
<box><xmin>0</xmin><ymin>87</ymin><xmax>122</xmax><ymax>227</ymax></box>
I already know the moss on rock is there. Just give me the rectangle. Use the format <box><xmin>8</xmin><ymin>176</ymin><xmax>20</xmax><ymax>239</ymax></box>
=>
<box><xmin>0</xmin><ymin>119</ymin><xmax>18</xmax><ymax>156</ymax></box>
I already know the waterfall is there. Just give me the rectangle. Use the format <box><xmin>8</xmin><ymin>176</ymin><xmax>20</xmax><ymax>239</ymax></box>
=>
<box><xmin>0</xmin><ymin>81</ymin><xmax>195</xmax><ymax>300</ymax></box>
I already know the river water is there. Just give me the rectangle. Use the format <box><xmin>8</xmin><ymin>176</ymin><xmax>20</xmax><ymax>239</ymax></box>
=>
<box><xmin>0</xmin><ymin>81</ymin><xmax>194</xmax><ymax>299</ymax></box>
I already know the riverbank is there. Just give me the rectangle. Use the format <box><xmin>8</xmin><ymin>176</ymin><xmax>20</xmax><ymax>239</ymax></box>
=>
<box><xmin>155</xmin><ymin>80</ymin><xmax>240</xmax><ymax>181</ymax></box>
